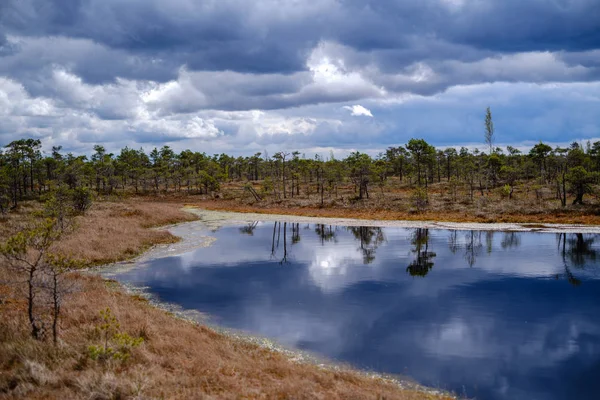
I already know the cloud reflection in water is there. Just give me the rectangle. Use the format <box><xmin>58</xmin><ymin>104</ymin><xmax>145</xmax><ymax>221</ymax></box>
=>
<box><xmin>113</xmin><ymin>224</ymin><xmax>600</xmax><ymax>400</ymax></box>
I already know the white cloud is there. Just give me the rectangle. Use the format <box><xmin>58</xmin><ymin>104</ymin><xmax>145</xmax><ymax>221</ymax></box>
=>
<box><xmin>343</xmin><ymin>105</ymin><xmax>373</xmax><ymax>117</ymax></box>
<box><xmin>1</xmin><ymin>44</ymin><xmax>599</xmax><ymax>157</ymax></box>
<box><xmin>0</xmin><ymin>77</ymin><xmax>56</xmax><ymax>117</ymax></box>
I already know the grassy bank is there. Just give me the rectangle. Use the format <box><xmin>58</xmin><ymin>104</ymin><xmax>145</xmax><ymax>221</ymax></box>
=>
<box><xmin>0</xmin><ymin>198</ymin><xmax>453</xmax><ymax>399</ymax></box>
<box><xmin>173</xmin><ymin>177</ymin><xmax>600</xmax><ymax>226</ymax></box>
<box><xmin>191</xmin><ymin>198</ymin><xmax>600</xmax><ymax>225</ymax></box>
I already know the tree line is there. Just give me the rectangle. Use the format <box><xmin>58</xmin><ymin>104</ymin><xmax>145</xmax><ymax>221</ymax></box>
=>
<box><xmin>2</xmin><ymin>131</ymin><xmax>600</xmax><ymax>212</ymax></box>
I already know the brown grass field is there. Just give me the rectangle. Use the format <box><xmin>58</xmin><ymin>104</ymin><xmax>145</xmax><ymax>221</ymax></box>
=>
<box><xmin>193</xmin><ymin>198</ymin><xmax>600</xmax><ymax>225</ymax></box>
<box><xmin>0</xmin><ymin>198</ymin><xmax>454</xmax><ymax>399</ymax></box>
<box><xmin>192</xmin><ymin>178</ymin><xmax>600</xmax><ymax>225</ymax></box>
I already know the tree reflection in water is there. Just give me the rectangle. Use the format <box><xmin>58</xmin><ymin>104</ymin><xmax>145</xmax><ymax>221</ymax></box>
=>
<box><xmin>270</xmin><ymin>222</ymin><xmax>279</xmax><ymax>258</ymax></box>
<box><xmin>281</xmin><ymin>222</ymin><xmax>288</xmax><ymax>264</ymax></box>
<box><xmin>407</xmin><ymin>228</ymin><xmax>436</xmax><ymax>277</ymax></box>
<box><xmin>486</xmin><ymin>231</ymin><xmax>494</xmax><ymax>254</ymax></box>
<box><xmin>315</xmin><ymin>224</ymin><xmax>337</xmax><ymax>244</ymax></box>
<box><xmin>347</xmin><ymin>226</ymin><xmax>385</xmax><ymax>264</ymax></box>
<box><xmin>501</xmin><ymin>232</ymin><xmax>521</xmax><ymax>249</ymax></box>
<box><xmin>257</xmin><ymin>223</ymin><xmax>598</xmax><ymax>284</ymax></box>
<box><xmin>448</xmin><ymin>230</ymin><xmax>460</xmax><ymax>254</ymax></box>
<box><xmin>465</xmin><ymin>230</ymin><xmax>482</xmax><ymax>267</ymax></box>
<box><xmin>291</xmin><ymin>223</ymin><xmax>301</xmax><ymax>244</ymax></box>
<box><xmin>267</xmin><ymin>222</ymin><xmax>304</xmax><ymax>264</ymax></box>
<box><xmin>239</xmin><ymin>221</ymin><xmax>259</xmax><ymax>235</ymax></box>
<box><xmin>556</xmin><ymin>233</ymin><xmax>599</xmax><ymax>286</ymax></box>
<box><xmin>448</xmin><ymin>230</ymin><xmax>522</xmax><ymax>267</ymax></box>
<box><xmin>269</xmin><ymin>222</ymin><xmax>289</xmax><ymax>263</ymax></box>
<box><xmin>567</xmin><ymin>233</ymin><xmax>597</xmax><ymax>266</ymax></box>
<box><xmin>447</xmin><ymin>230</ymin><xmax>484</xmax><ymax>267</ymax></box>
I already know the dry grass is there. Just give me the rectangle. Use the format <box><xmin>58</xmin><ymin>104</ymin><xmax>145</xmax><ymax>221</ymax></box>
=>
<box><xmin>0</xmin><ymin>199</ymin><xmax>198</xmax><ymax>266</ymax></box>
<box><xmin>203</xmin><ymin>179</ymin><xmax>600</xmax><ymax>225</ymax></box>
<box><xmin>55</xmin><ymin>200</ymin><xmax>198</xmax><ymax>265</ymax></box>
<box><xmin>1</xmin><ymin>275</ymin><xmax>449</xmax><ymax>399</ymax></box>
<box><xmin>194</xmin><ymin>198</ymin><xmax>600</xmax><ymax>225</ymax></box>
<box><xmin>0</xmin><ymin>199</ymin><xmax>453</xmax><ymax>399</ymax></box>
<box><xmin>0</xmin><ymin>202</ymin><xmax>41</xmax><ymax>239</ymax></box>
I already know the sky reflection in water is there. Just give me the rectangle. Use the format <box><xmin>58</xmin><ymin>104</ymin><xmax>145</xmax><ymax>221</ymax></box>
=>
<box><xmin>113</xmin><ymin>223</ymin><xmax>600</xmax><ymax>400</ymax></box>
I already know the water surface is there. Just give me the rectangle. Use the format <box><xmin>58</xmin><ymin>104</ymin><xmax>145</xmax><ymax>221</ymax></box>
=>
<box><xmin>113</xmin><ymin>222</ymin><xmax>600</xmax><ymax>400</ymax></box>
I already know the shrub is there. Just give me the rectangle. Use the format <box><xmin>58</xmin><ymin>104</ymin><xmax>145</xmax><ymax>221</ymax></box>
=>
<box><xmin>72</xmin><ymin>187</ymin><xmax>93</xmax><ymax>214</ymax></box>
<box><xmin>410</xmin><ymin>187</ymin><xmax>428</xmax><ymax>212</ymax></box>
<box><xmin>261</xmin><ymin>177</ymin><xmax>274</xmax><ymax>195</ymax></box>
<box><xmin>88</xmin><ymin>308</ymin><xmax>144</xmax><ymax>363</ymax></box>
<box><xmin>447</xmin><ymin>176</ymin><xmax>459</xmax><ymax>202</ymax></box>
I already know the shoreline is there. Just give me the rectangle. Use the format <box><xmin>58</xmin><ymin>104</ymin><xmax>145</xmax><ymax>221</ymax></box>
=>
<box><xmin>97</xmin><ymin>206</ymin><xmax>600</xmax><ymax>276</ymax></box>
<box><xmin>187</xmin><ymin>207</ymin><xmax>600</xmax><ymax>233</ymax></box>
<box><xmin>186</xmin><ymin>199</ymin><xmax>600</xmax><ymax>227</ymax></box>
<box><xmin>94</xmin><ymin>206</ymin><xmax>600</xmax><ymax>398</ymax></box>
<box><xmin>1</xmin><ymin>199</ymin><xmax>456</xmax><ymax>399</ymax></box>
<box><xmin>98</xmin><ymin>281</ymin><xmax>440</xmax><ymax>396</ymax></box>
<box><xmin>96</xmin><ymin>207</ymin><xmax>461</xmax><ymax>398</ymax></box>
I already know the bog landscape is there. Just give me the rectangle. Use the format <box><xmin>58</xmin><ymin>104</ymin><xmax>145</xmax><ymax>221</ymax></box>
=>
<box><xmin>3</xmin><ymin>131</ymin><xmax>600</xmax><ymax>399</ymax></box>
<box><xmin>1</xmin><ymin>1</ymin><xmax>600</xmax><ymax>399</ymax></box>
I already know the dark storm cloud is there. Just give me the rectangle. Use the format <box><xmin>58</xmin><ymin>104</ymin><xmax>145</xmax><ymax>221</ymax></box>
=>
<box><xmin>0</xmin><ymin>37</ymin><xmax>176</xmax><ymax>94</ymax></box>
<box><xmin>2</xmin><ymin>0</ymin><xmax>599</xmax><ymax>83</ymax></box>
<box><xmin>0</xmin><ymin>0</ymin><xmax>318</xmax><ymax>80</ymax></box>
<box><xmin>445</xmin><ymin>0</ymin><xmax>600</xmax><ymax>52</ymax></box>
<box><xmin>150</xmin><ymin>70</ymin><xmax>382</xmax><ymax>113</ymax></box>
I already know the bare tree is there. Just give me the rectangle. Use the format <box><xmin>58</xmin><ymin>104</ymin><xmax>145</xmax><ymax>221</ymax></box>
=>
<box><xmin>0</xmin><ymin>218</ymin><xmax>80</xmax><ymax>343</ymax></box>
<box><xmin>274</xmin><ymin>152</ymin><xmax>289</xmax><ymax>198</ymax></box>
<box><xmin>1</xmin><ymin>219</ymin><xmax>60</xmax><ymax>339</ymax></box>
<box><xmin>485</xmin><ymin>107</ymin><xmax>495</xmax><ymax>155</ymax></box>
<box><xmin>43</xmin><ymin>254</ymin><xmax>80</xmax><ymax>344</ymax></box>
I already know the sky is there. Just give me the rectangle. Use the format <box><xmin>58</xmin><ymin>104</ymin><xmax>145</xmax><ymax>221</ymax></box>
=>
<box><xmin>0</xmin><ymin>0</ymin><xmax>599</xmax><ymax>157</ymax></box>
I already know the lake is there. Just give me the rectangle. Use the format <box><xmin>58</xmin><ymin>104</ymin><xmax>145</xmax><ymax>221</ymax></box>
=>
<box><xmin>111</xmin><ymin>221</ymin><xmax>600</xmax><ymax>400</ymax></box>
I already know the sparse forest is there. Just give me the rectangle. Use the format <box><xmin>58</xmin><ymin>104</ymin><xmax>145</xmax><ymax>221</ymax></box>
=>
<box><xmin>3</xmin><ymin>131</ymin><xmax>600</xmax><ymax>217</ymax></box>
